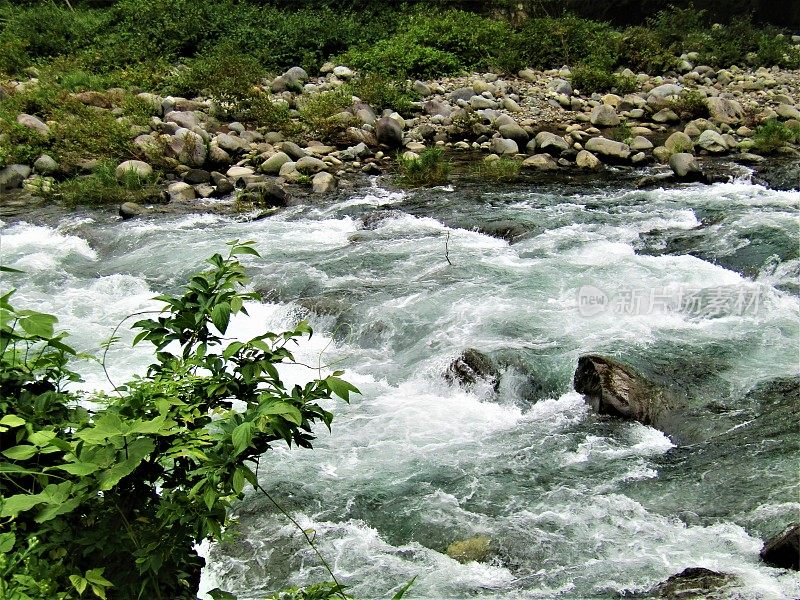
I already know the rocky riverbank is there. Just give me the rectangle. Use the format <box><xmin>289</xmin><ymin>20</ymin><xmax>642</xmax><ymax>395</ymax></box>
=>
<box><xmin>2</xmin><ymin>58</ymin><xmax>799</xmax><ymax>219</ymax></box>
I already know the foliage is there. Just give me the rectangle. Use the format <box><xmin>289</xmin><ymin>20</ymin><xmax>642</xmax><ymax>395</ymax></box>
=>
<box><xmin>570</xmin><ymin>66</ymin><xmax>634</xmax><ymax>95</ymax></box>
<box><xmin>342</xmin><ymin>39</ymin><xmax>462</xmax><ymax>80</ymax></box>
<box><xmin>166</xmin><ymin>46</ymin><xmax>265</xmax><ymax>102</ymax></box>
<box><xmin>299</xmin><ymin>88</ymin><xmax>356</xmax><ymax>141</ymax></box>
<box><xmin>618</xmin><ymin>26</ymin><xmax>677</xmax><ymax>73</ymax></box>
<box><xmin>397</xmin><ymin>147</ymin><xmax>450</xmax><ymax>187</ymax></box>
<box><xmin>669</xmin><ymin>89</ymin><xmax>709</xmax><ymax>120</ymax></box>
<box><xmin>511</xmin><ymin>15</ymin><xmax>621</xmax><ymax>71</ymax></box>
<box><xmin>346</xmin><ymin>75</ymin><xmax>417</xmax><ymax>114</ymax></box>
<box><xmin>475</xmin><ymin>157</ymin><xmax>521</xmax><ymax>182</ymax></box>
<box><xmin>0</xmin><ymin>243</ymin><xmax>359</xmax><ymax>598</ymax></box>
<box><xmin>752</xmin><ymin>119</ymin><xmax>800</xmax><ymax>153</ymax></box>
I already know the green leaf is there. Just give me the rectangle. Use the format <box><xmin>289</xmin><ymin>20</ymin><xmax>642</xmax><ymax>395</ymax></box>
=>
<box><xmin>0</xmin><ymin>531</ymin><xmax>15</xmax><ymax>553</ymax></box>
<box><xmin>211</xmin><ymin>302</ymin><xmax>231</xmax><ymax>333</ymax></box>
<box><xmin>208</xmin><ymin>588</ymin><xmax>237</xmax><ymax>600</ymax></box>
<box><xmin>230</xmin><ymin>295</ymin><xmax>244</xmax><ymax>314</ymax></box>
<box><xmin>70</xmin><ymin>575</ymin><xmax>88</xmax><ymax>596</ymax></box>
<box><xmin>223</xmin><ymin>341</ymin><xmax>244</xmax><ymax>359</ymax></box>
<box><xmin>391</xmin><ymin>576</ymin><xmax>417</xmax><ymax>599</ymax></box>
<box><xmin>90</xmin><ymin>584</ymin><xmax>107</xmax><ymax>600</ymax></box>
<box><xmin>260</xmin><ymin>401</ymin><xmax>303</xmax><ymax>426</ymax></box>
<box><xmin>231</xmin><ymin>421</ymin><xmax>255</xmax><ymax>456</ymax></box>
<box><xmin>35</xmin><ymin>496</ymin><xmax>81</xmax><ymax>523</ymax></box>
<box><xmin>232</xmin><ymin>468</ymin><xmax>245</xmax><ymax>495</ymax></box>
<box><xmin>97</xmin><ymin>438</ymin><xmax>155</xmax><ymax>490</ymax></box>
<box><xmin>1</xmin><ymin>492</ymin><xmax>46</xmax><ymax>517</ymax></box>
<box><xmin>28</xmin><ymin>429</ymin><xmax>56</xmax><ymax>447</ymax></box>
<box><xmin>18</xmin><ymin>312</ymin><xmax>57</xmax><ymax>338</ymax></box>
<box><xmin>229</xmin><ymin>245</ymin><xmax>260</xmax><ymax>257</ymax></box>
<box><xmin>203</xmin><ymin>485</ymin><xmax>217</xmax><ymax>511</ymax></box>
<box><xmin>0</xmin><ymin>414</ymin><xmax>25</xmax><ymax>428</ymax></box>
<box><xmin>84</xmin><ymin>568</ymin><xmax>113</xmax><ymax>587</ymax></box>
<box><xmin>2</xmin><ymin>445</ymin><xmax>37</xmax><ymax>460</ymax></box>
<box><xmin>325</xmin><ymin>376</ymin><xmax>360</xmax><ymax>402</ymax></box>
<box><xmin>53</xmin><ymin>462</ymin><xmax>101</xmax><ymax>476</ymax></box>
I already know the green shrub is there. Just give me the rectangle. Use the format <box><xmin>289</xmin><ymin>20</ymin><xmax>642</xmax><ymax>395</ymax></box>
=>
<box><xmin>343</xmin><ymin>39</ymin><xmax>462</xmax><ymax>79</ymax></box>
<box><xmin>0</xmin><ymin>33</ymin><xmax>31</xmax><ymax>76</ymax></box>
<box><xmin>647</xmin><ymin>5</ymin><xmax>708</xmax><ymax>50</ymax></box>
<box><xmin>397</xmin><ymin>147</ymin><xmax>450</xmax><ymax>187</ymax></box>
<box><xmin>513</xmin><ymin>15</ymin><xmax>620</xmax><ymax>70</ymax></box>
<box><xmin>609</xmin><ymin>121</ymin><xmax>632</xmax><ymax>143</ymax></box>
<box><xmin>669</xmin><ymin>89</ymin><xmax>709</xmax><ymax>120</ymax></box>
<box><xmin>166</xmin><ymin>45</ymin><xmax>265</xmax><ymax>101</ymax></box>
<box><xmin>570</xmin><ymin>65</ymin><xmax>632</xmax><ymax>94</ymax></box>
<box><xmin>756</xmin><ymin>33</ymin><xmax>800</xmax><ymax>69</ymax></box>
<box><xmin>753</xmin><ymin>119</ymin><xmax>800</xmax><ymax>154</ymax></box>
<box><xmin>0</xmin><ymin>243</ymin><xmax>359</xmax><ymax>598</ymax></box>
<box><xmin>299</xmin><ymin>88</ymin><xmax>356</xmax><ymax>141</ymax></box>
<box><xmin>346</xmin><ymin>74</ymin><xmax>417</xmax><ymax>113</ymax></box>
<box><xmin>619</xmin><ymin>26</ymin><xmax>677</xmax><ymax>73</ymax></box>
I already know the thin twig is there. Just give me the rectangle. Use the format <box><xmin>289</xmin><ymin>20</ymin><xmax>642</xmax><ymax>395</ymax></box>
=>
<box><xmin>445</xmin><ymin>231</ymin><xmax>453</xmax><ymax>266</ymax></box>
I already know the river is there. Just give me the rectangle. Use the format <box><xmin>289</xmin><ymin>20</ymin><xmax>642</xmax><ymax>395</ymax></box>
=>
<box><xmin>1</xmin><ymin>176</ymin><xmax>798</xmax><ymax>599</ymax></box>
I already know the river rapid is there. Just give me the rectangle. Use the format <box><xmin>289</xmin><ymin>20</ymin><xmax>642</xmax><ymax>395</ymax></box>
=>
<box><xmin>1</xmin><ymin>176</ymin><xmax>798</xmax><ymax>599</ymax></box>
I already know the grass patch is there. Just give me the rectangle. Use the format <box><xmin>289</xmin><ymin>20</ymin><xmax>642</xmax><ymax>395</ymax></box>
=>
<box><xmin>475</xmin><ymin>157</ymin><xmax>521</xmax><ymax>182</ymax></box>
<box><xmin>753</xmin><ymin>119</ymin><xmax>800</xmax><ymax>154</ymax></box>
<box><xmin>397</xmin><ymin>147</ymin><xmax>450</xmax><ymax>187</ymax></box>
<box><xmin>55</xmin><ymin>159</ymin><xmax>160</xmax><ymax>206</ymax></box>
<box><xmin>609</xmin><ymin>121</ymin><xmax>632</xmax><ymax>143</ymax></box>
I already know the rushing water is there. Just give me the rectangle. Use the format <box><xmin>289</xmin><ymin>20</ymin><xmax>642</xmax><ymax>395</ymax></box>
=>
<box><xmin>1</xmin><ymin>177</ymin><xmax>798</xmax><ymax>599</ymax></box>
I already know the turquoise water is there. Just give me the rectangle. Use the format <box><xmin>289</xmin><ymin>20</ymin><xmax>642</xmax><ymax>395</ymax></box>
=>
<box><xmin>2</xmin><ymin>178</ymin><xmax>798</xmax><ymax>599</ymax></box>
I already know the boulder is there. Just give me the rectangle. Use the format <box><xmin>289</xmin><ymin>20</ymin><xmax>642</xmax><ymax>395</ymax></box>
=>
<box><xmin>245</xmin><ymin>181</ymin><xmax>288</xmax><ymax>207</ymax></box>
<box><xmin>535</xmin><ymin>131</ymin><xmax>570</xmax><ymax>155</ymax></box>
<box><xmin>115</xmin><ymin>160</ymin><xmax>153</xmax><ymax>181</ymax></box>
<box><xmin>753</xmin><ymin>161</ymin><xmax>800</xmax><ymax>191</ymax></box>
<box><xmin>226</xmin><ymin>166</ymin><xmax>254</xmax><ymax>178</ymax></box>
<box><xmin>164</xmin><ymin>110</ymin><xmax>200</xmax><ymax>130</ymax></box>
<box><xmin>470</xmin><ymin>96</ymin><xmax>498</xmax><ymax>110</ymax></box>
<box><xmin>652</xmin><ymin>108</ymin><xmax>680</xmax><ymax>123</ymax></box>
<box><xmin>449</xmin><ymin>87</ymin><xmax>475</xmax><ymax>103</ymax></box>
<box><xmin>332</xmin><ymin>65</ymin><xmax>353</xmax><ymax>79</ymax></box>
<box><xmin>696</xmin><ymin>130</ymin><xmax>728</xmax><ymax>154</ymax></box>
<box><xmin>573</xmin><ymin>355</ymin><xmax>685</xmax><ymax>430</ymax></box>
<box><xmin>312</xmin><ymin>171</ymin><xmax>337</xmax><ymax>194</ymax></box>
<box><xmin>491</xmin><ymin>137</ymin><xmax>518</xmax><ymax>155</ymax></box>
<box><xmin>376</xmin><ymin>117</ymin><xmax>403</xmax><ymax>149</ymax></box>
<box><xmin>0</xmin><ymin>165</ymin><xmax>31</xmax><ymax>190</ymax></box>
<box><xmin>16</xmin><ymin>113</ymin><xmax>50</xmax><ymax>136</ymax></box>
<box><xmin>584</xmin><ymin>137</ymin><xmax>631</xmax><ymax>161</ymax></box>
<box><xmin>33</xmin><ymin>154</ymin><xmax>58</xmax><ymax>175</ymax></box>
<box><xmin>665</xmin><ymin>131</ymin><xmax>694</xmax><ymax>155</ymax></box>
<box><xmin>119</xmin><ymin>202</ymin><xmax>145</xmax><ymax>219</ymax></box>
<box><xmin>706</xmin><ymin>97</ymin><xmax>744</xmax><ymax>125</ymax></box>
<box><xmin>260</xmin><ymin>152</ymin><xmax>292</xmax><ymax>175</ymax></box>
<box><xmin>648</xmin><ymin>83</ymin><xmax>682</xmax><ymax>98</ymax></box>
<box><xmin>169</xmin><ymin>128</ymin><xmax>207</xmax><ymax>167</ymax></box>
<box><xmin>776</xmin><ymin>104</ymin><xmax>800</xmax><ymax>121</ymax></box>
<box><xmin>215</xmin><ymin>133</ymin><xmax>250</xmax><ymax>154</ymax></box>
<box><xmin>183</xmin><ymin>168</ymin><xmax>211</xmax><ymax>184</ymax></box>
<box><xmin>280</xmin><ymin>141</ymin><xmax>308</xmax><ymax>160</ymax></box>
<box><xmin>166</xmin><ymin>181</ymin><xmax>195</xmax><ymax>202</ymax></box>
<box><xmin>295</xmin><ymin>156</ymin><xmax>327</xmax><ymax>175</ymax></box>
<box><xmin>549</xmin><ymin>78</ymin><xmax>572</xmax><ymax>96</ymax></box>
<box><xmin>498</xmin><ymin>122</ymin><xmax>529</xmax><ymax>145</ymax></box>
<box><xmin>590</xmin><ymin>104</ymin><xmax>620</xmax><ymax>127</ymax></box>
<box><xmin>445</xmin><ymin>348</ymin><xmax>499</xmax><ymax>389</ymax></box>
<box><xmin>629</xmin><ymin>136</ymin><xmax>654</xmax><ymax>152</ymax></box>
<box><xmin>284</xmin><ymin>66</ymin><xmax>309</xmax><ymax>85</ymax></box>
<box><xmin>669</xmin><ymin>152</ymin><xmax>703</xmax><ymax>179</ymax></box>
<box><xmin>652</xmin><ymin>567</ymin><xmax>736</xmax><ymax>599</ymax></box>
<box><xmin>576</xmin><ymin>149</ymin><xmax>602</xmax><ymax>169</ymax></box>
<box><xmin>522</xmin><ymin>153</ymin><xmax>558</xmax><ymax>170</ymax></box>
<box><xmin>423</xmin><ymin>100</ymin><xmax>451</xmax><ymax>118</ymax></box>
<box><xmin>760</xmin><ymin>524</ymin><xmax>799</xmax><ymax>570</ymax></box>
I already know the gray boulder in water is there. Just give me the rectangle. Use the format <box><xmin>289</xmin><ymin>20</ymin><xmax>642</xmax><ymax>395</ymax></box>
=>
<box><xmin>761</xmin><ymin>524</ymin><xmax>800</xmax><ymax>570</ymax></box>
<box><xmin>445</xmin><ymin>348</ymin><xmax>499</xmax><ymax>390</ymax></box>
<box><xmin>651</xmin><ymin>567</ymin><xmax>736</xmax><ymax>599</ymax></box>
<box><xmin>573</xmin><ymin>355</ymin><xmax>685</xmax><ymax>431</ymax></box>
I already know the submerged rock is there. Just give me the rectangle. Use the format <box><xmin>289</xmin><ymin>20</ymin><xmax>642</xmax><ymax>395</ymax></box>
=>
<box><xmin>761</xmin><ymin>523</ymin><xmax>799</xmax><ymax>570</ymax></box>
<box><xmin>446</xmin><ymin>536</ymin><xmax>492</xmax><ymax>564</ymax></box>
<box><xmin>445</xmin><ymin>348</ymin><xmax>499</xmax><ymax>390</ymax></box>
<box><xmin>573</xmin><ymin>355</ymin><xmax>685</xmax><ymax>431</ymax></box>
<box><xmin>652</xmin><ymin>567</ymin><xmax>736</xmax><ymax>599</ymax></box>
